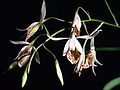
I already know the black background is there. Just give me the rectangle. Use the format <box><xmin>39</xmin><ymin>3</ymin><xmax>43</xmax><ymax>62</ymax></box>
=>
<box><xmin>0</xmin><ymin>0</ymin><xmax>120</xmax><ymax>90</ymax></box>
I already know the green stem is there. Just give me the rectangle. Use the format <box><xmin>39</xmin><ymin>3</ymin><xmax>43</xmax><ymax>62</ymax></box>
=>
<box><xmin>104</xmin><ymin>0</ymin><xmax>119</xmax><ymax>26</ymax></box>
<box><xmin>28</xmin><ymin>28</ymin><xmax>65</xmax><ymax>73</ymax></box>
<box><xmin>82</xmin><ymin>19</ymin><xmax>120</xmax><ymax>29</ymax></box>
<box><xmin>96</xmin><ymin>47</ymin><xmax>120</xmax><ymax>51</ymax></box>
<box><xmin>45</xmin><ymin>16</ymin><xmax>120</xmax><ymax>29</ymax></box>
<box><xmin>46</xmin><ymin>17</ymin><xmax>120</xmax><ymax>29</ymax></box>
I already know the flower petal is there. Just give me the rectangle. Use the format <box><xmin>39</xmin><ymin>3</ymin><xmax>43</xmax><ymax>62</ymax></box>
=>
<box><xmin>74</xmin><ymin>38</ymin><xmax>82</xmax><ymax>54</ymax></box>
<box><xmin>90</xmin><ymin>22</ymin><xmax>103</xmax><ymax>36</ymax></box>
<box><xmin>25</xmin><ymin>22</ymin><xmax>40</xmax><ymax>41</ymax></box>
<box><xmin>15</xmin><ymin>46</ymin><xmax>29</xmax><ymax>60</ymax></box>
<box><xmin>69</xmin><ymin>37</ymin><xmax>76</xmax><ymax>51</ymax></box>
<box><xmin>72</xmin><ymin>12</ymin><xmax>81</xmax><ymax>32</ymax></box>
<box><xmin>90</xmin><ymin>29</ymin><xmax>102</xmax><ymax>37</ymax></box>
<box><xmin>92</xmin><ymin>64</ymin><xmax>96</xmax><ymax>76</ymax></box>
<box><xmin>63</xmin><ymin>39</ymin><xmax>70</xmax><ymax>56</ymax></box>
<box><xmin>18</xmin><ymin>55</ymin><xmax>30</xmax><ymax>67</ymax></box>
<box><xmin>10</xmin><ymin>40</ymin><xmax>30</xmax><ymax>45</ymax></box>
<box><xmin>40</xmin><ymin>0</ymin><xmax>46</xmax><ymax>23</ymax></box>
<box><xmin>47</xmin><ymin>34</ymin><xmax>69</xmax><ymax>41</ymax></box>
<box><xmin>77</xmin><ymin>35</ymin><xmax>92</xmax><ymax>39</ymax></box>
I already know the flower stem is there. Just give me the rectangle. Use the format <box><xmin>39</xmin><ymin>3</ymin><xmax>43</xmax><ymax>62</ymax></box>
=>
<box><xmin>82</xmin><ymin>19</ymin><xmax>120</xmax><ymax>29</ymax></box>
<box><xmin>104</xmin><ymin>0</ymin><xmax>119</xmax><ymax>26</ymax></box>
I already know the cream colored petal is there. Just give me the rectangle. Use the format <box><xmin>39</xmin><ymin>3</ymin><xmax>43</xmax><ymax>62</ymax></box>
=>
<box><xmin>10</xmin><ymin>40</ymin><xmax>30</xmax><ymax>45</ymax></box>
<box><xmin>69</xmin><ymin>37</ymin><xmax>76</xmax><ymax>51</ymax></box>
<box><xmin>77</xmin><ymin>35</ymin><xmax>92</xmax><ymax>39</ymax></box>
<box><xmin>72</xmin><ymin>13</ymin><xmax>81</xmax><ymax>31</ymax></box>
<box><xmin>47</xmin><ymin>34</ymin><xmax>69</xmax><ymax>41</ymax></box>
<box><xmin>92</xmin><ymin>65</ymin><xmax>96</xmax><ymax>76</ymax></box>
<box><xmin>91</xmin><ymin>49</ymin><xmax>103</xmax><ymax>66</ymax></box>
<box><xmin>90</xmin><ymin>22</ymin><xmax>103</xmax><ymax>36</ymax></box>
<box><xmin>63</xmin><ymin>39</ymin><xmax>70</xmax><ymax>56</ymax></box>
<box><xmin>76</xmin><ymin>53</ymin><xmax>85</xmax><ymax>72</ymax></box>
<box><xmin>74</xmin><ymin>38</ymin><xmax>82</xmax><ymax>54</ymax></box>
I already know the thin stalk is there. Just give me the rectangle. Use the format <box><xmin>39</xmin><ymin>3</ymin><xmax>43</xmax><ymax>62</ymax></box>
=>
<box><xmin>82</xmin><ymin>19</ymin><xmax>120</xmax><ymax>29</ymax></box>
<box><xmin>27</xmin><ymin>29</ymin><xmax>65</xmax><ymax>73</ymax></box>
<box><xmin>104</xmin><ymin>0</ymin><xmax>119</xmax><ymax>26</ymax></box>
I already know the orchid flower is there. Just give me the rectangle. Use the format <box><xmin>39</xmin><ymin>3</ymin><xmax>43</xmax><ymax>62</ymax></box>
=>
<box><xmin>63</xmin><ymin>33</ymin><xmax>83</xmax><ymax>64</ymax></box>
<box><xmin>10</xmin><ymin>40</ymin><xmax>40</xmax><ymax>68</ymax></box>
<box><xmin>74</xmin><ymin>22</ymin><xmax>103</xmax><ymax>76</ymax></box>
<box><xmin>75</xmin><ymin>37</ymin><xmax>102</xmax><ymax>76</ymax></box>
<box><xmin>47</xmin><ymin>11</ymin><xmax>98</xmax><ymax>64</ymax></box>
<box><xmin>47</xmin><ymin>28</ymin><xmax>102</xmax><ymax>65</ymax></box>
<box><xmin>47</xmin><ymin>29</ymin><xmax>94</xmax><ymax>63</ymax></box>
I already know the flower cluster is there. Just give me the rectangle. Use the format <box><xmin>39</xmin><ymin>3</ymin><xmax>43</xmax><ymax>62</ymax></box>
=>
<box><xmin>47</xmin><ymin>8</ymin><xmax>103</xmax><ymax>76</ymax></box>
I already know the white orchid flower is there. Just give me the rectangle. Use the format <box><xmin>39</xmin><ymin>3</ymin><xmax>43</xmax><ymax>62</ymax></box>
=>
<box><xmin>10</xmin><ymin>40</ymin><xmax>40</xmax><ymax>67</ymax></box>
<box><xmin>63</xmin><ymin>34</ymin><xmax>83</xmax><ymax>64</ymax></box>
<box><xmin>74</xmin><ymin>22</ymin><xmax>103</xmax><ymax>76</ymax></box>
<box><xmin>47</xmin><ymin>32</ymin><xmax>93</xmax><ymax>64</ymax></box>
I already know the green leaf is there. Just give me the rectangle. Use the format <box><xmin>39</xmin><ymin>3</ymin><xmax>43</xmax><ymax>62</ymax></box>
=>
<box><xmin>22</xmin><ymin>66</ymin><xmax>28</xmax><ymax>88</ymax></box>
<box><xmin>55</xmin><ymin>60</ymin><xmax>64</xmax><ymax>86</ymax></box>
<box><xmin>103</xmin><ymin>77</ymin><xmax>120</xmax><ymax>90</ymax></box>
<box><xmin>96</xmin><ymin>47</ymin><xmax>120</xmax><ymax>51</ymax></box>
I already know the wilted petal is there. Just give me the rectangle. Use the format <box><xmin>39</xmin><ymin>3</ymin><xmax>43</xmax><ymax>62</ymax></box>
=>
<box><xmin>18</xmin><ymin>55</ymin><xmax>30</xmax><ymax>67</ymax></box>
<box><xmin>25</xmin><ymin>22</ymin><xmax>40</xmax><ymax>41</ymax></box>
<box><xmin>15</xmin><ymin>46</ymin><xmax>32</xmax><ymax>67</ymax></box>
<box><xmin>63</xmin><ymin>39</ymin><xmax>70</xmax><ymax>56</ymax></box>
<box><xmin>15</xmin><ymin>46</ymin><xmax>29</xmax><ymax>60</ymax></box>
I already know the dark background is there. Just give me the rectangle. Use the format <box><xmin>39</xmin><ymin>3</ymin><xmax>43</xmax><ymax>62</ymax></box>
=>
<box><xmin>0</xmin><ymin>0</ymin><xmax>120</xmax><ymax>90</ymax></box>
